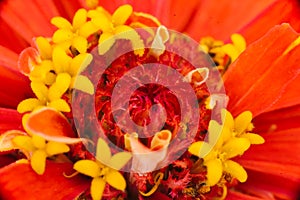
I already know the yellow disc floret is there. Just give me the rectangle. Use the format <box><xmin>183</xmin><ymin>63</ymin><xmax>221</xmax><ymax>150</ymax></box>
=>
<box><xmin>73</xmin><ymin>138</ymin><xmax>132</xmax><ymax>200</ymax></box>
<box><xmin>13</xmin><ymin>134</ymin><xmax>70</xmax><ymax>175</ymax></box>
<box><xmin>188</xmin><ymin>109</ymin><xmax>264</xmax><ymax>187</ymax></box>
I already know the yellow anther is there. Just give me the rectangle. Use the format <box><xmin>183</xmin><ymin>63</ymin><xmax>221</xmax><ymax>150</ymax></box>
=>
<box><xmin>188</xmin><ymin>109</ymin><xmax>264</xmax><ymax>187</ymax></box>
<box><xmin>139</xmin><ymin>172</ymin><xmax>164</xmax><ymax>196</ymax></box>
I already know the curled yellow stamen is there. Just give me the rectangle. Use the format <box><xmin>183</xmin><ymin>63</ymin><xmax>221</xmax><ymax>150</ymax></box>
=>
<box><xmin>139</xmin><ymin>172</ymin><xmax>164</xmax><ymax>196</ymax></box>
<box><xmin>63</xmin><ymin>171</ymin><xmax>80</xmax><ymax>178</ymax></box>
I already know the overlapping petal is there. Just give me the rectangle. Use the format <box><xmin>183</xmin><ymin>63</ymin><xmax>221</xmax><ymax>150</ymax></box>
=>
<box><xmin>224</xmin><ymin>24</ymin><xmax>300</xmax><ymax>117</ymax></box>
<box><xmin>0</xmin><ymin>161</ymin><xmax>90</xmax><ymax>199</ymax></box>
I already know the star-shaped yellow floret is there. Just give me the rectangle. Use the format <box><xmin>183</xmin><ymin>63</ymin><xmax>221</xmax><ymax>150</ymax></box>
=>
<box><xmin>89</xmin><ymin>5</ymin><xmax>145</xmax><ymax>56</ymax></box>
<box><xmin>12</xmin><ymin>134</ymin><xmax>70</xmax><ymax>175</ymax></box>
<box><xmin>188</xmin><ymin>109</ymin><xmax>264</xmax><ymax>187</ymax></box>
<box><xmin>51</xmin><ymin>8</ymin><xmax>95</xmax><ymax>54</ymax></box>
<box><xmin>74</xmin><ymin>138</ymin><xmax>131</xmax><ymax>200</ymax></box>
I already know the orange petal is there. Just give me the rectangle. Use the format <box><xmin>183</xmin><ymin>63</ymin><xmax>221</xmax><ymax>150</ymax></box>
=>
<box><xmin>25</xmin><ymin>108</ymin><xmax>81</xmax><ymax>143</ymax></box>
<box><xmin>223</xmin><ymin>24</ymin><xmax>300</xmax><ymax>117</ymax></box>
<box><xmin>240</xmin><ymin>0</ymin><xmax>300</xmax><ymax>44</ymax></box>
<box><xmin>0</xmin><ymin>161</ymin><xmax>90</xmax><ymax>199</ymax></box>
<box><xmin>18</xmin><ymin>47</ymin><xmax>40</xmax><ymax>75</ymax></box>
<box><xmin>184</xmin><ymin>0</ymin><xmax>276</xmax><ymax>41</ymax></box>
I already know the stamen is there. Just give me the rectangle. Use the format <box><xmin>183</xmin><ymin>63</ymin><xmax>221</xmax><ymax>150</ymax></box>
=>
<box><xmin>63</xmin><ymin>171</ymin><xmax>80</xmax><ymax>178</ymax></box>
<box><xmin>139</xmin><ymin>172</ymin><xmax>164</xmax><ymax>196</ymax></box>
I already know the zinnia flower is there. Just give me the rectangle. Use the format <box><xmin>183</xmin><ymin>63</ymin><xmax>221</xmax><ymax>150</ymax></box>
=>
<box><xmin>0</xmin><ymin>0</ymin><xmax>300</xmax><ymax>200</ymax></box>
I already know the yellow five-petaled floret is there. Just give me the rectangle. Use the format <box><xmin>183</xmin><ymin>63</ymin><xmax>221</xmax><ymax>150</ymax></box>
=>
<box><xmin>188</xmin><ymin>109</ymin><xmax>264</xmax><ymax>187</ymax></box>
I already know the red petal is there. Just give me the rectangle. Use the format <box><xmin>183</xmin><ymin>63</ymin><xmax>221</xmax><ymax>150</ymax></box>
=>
<box><xmin>184</xmin><ymin>0</ymin><xmax>276</xmax><ymax>41</ymax></box>
<box><xmin>26</xmin><ymin>108</ymin><xmax>78</xmax><ymax>142</ymax></box>
<box><xmin>236</xmin><ymin>170</ymin><xmax>300</xmax><ymax>200</ymax></box>
<box><xmin>0</xmin><ymin>161</ymin><xmax>89</xmax><ymax>199</ymax></box>
<box><xmin>223</xmin><ymin>24</ymin><xmax>300</xmax><ymax>117</ymax></box>
<box><xmin>0</xmin><ymin>20</ymin><xmax>28</xmax><ymax>53</ymax></box>
<box><xmin>0</xmin><ymin>47</ymin><xmax>33</xmax><ymax>108</ymax></box>
<box><xmin>253</xmin><ymin>104</ymin><xmax>300</xmax><ymax>133</ymax></box>
<box><xmin>237</xmin><ymin>128</ymin><xmax>300</xmax><ymax>181</ymax></box>
<box><xmin>0</xmin><ymin>0</ymin><xmax>56</xmax><ymax>43</ymax></box>
<box><xmin>52</xmin><ymin>0</ymin><xmax>84</xmax><ymax>20</ymax></box>
<box><xmin>227</xmin><ymin>190</ymin><xmax>263</xmax><ymax>200</ymax></box>
<box><xmin>0</xmin><ymin>108</ymin><xmax>23</xmax><ymax>134</ymax></box>
<box><xmin>240</xmin><ymin>0</ymin><xmax>300</xmax><ymax>44</ymax></box>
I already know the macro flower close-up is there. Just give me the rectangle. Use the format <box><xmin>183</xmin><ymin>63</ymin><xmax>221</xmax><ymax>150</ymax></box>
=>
<box><xmin>0</xmin><ymin>0</ymin><xmax>300</xmax><ymax>200</ymax></box>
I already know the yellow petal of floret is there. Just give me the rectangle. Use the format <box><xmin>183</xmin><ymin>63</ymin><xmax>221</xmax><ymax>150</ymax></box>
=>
<box><xmin>32</xmin><ymin>134</ymin><xmax>46</xmax><ymax>149</ymax></box>
<box><xmin>114</xmin><ymin>25</ymin><xmax>145</xmax><ymax>56</ymax></box>
<box><xmin>48</xmin><ymin>99</ymin><xmax>71</xmax><ymax>112</ymax></box>
<box><xmin>234</xmin><ymin>111</ymin><xmax>253</xmax><ymax>136</ymax></box>
<box><xmin>52</xmin><ymin>29</ymin><xmax>73</xmax><ymax>44</ymax></box>
<box><xmin>231</xmin><ymin>33</ymin><xmax>246</xmax><ymax>53</ymax></box>
<box><xmin>98</xmin><ymin>32</ymin><xmax>116</xmax><ymax>55</ymax></box>
<box><xmin>205</xmin><ymin>159</ymin><xmax>223</xmax><ymax>186</ymax></box>
<box><xmin>72</xmin><ymin>75</ymin><xmax>94</xmax><ymax>95</ymax></box>
<box><xmin>51</xmin><ymin>17</ymin><xmax>72</xmax><ymax>30</ymax></box>
<box><xmin>74</xmin><ymin>160</ymin><xmax>101</xmax><ymax>178</ymax></box>
<box><xmin>109</xmin><ymin>152</ymin><xmax>132</xmax><ymax>170</ymax></box>
<box><xmin>221</xmin><ymin>109</ymin><xmax>234</xmax><ymax>131</ymax></box>
<box><xmin>91</xmin><ymin>14</ymin><xmax>112</xmax><ymax>32</ymax></box>
<box><xmin>91</xmin><ymin>177</ymin><xmax>106</xmax><ymax>200</ymax></box>
<box><xmin>48</xmin><ymin>73</ymin><xmax>71</xmax><ymax>101</ymax></box>
<box><xmin>17</xmin><ymin>98</ymin><xmax>42</xmax><ymax>113</ymax></box>
<box><xmin>72</xmin><ymin>36</ymin><xmax>88</xmax><ymax>54</ymax></box>
<box><xmin>69</xmin><ymin>53</ymin><xmax>93</xmax><ymax>76</ymax></box>
<box><xmin>112</xmin><ymin>4</ymin><xmax>133</xmax><ymax>26</ymax></box>
<box><xmin>31</xmin><ymin>149</ymin><xmax>47</xmax><ymax>175</ymax></box>
<box><xmin>96</xmin><ymin>138</ymin><xmax>112</xmax><ymax>165</ymax></box>
<box><xmin>208</xmin><ymin>120</ymin><xmax>225</xmax><ymax>148</ymax></box>
<box><xmin>52</xmin><ymin>47</ymin><xmax>72</xmax><ymax>73</ymax></box>
<box><xmin>188</xmin><ymin>141</ymin><xmax>212</xmax><ymax>158</ymax></box>
<box><xmin>46</xmin><ymin>141</ymin><xmax>70</xmax><ymax>156</ymax></box>
<box><xmin>36</xmin><ymin>37</ymin><xmax>52</xmax><ymax>59</ymax></box>
<box><xmin>106</xmin><ymin>170</ymin><xmax>126</xmax><ymax>191</ymax></box>
<box><xmin>241</xmin><ymin>133</ymin><xmax>265</xmax><ymax>145</ymax></box>
<box><xmin>223</xmin><ymin>160</ymin><xmax>248</xmax><ymax>182</ymax></box>
<box><xmin>31</xmin><ymin>82</ymin><xmax>48</xmax><ymax>102</ymax></box>
<box><xmin>78</xmin><ymin>21</ymin><xmax>99</xmax><ymax>38</ymax></box>
<box><xmin>222</xmin><ymin>137</ymin><xmax>250</xmax><ymax>159</ymax></box>
<box><xmin>72</xmin><ymin>9</ymin><xmax>87</xmax><ymax>30</ymax></box>
<box><xmin>12</xmin><ymin>135</ymin><xmax>35</xmax><ymax>152</ymax></box>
